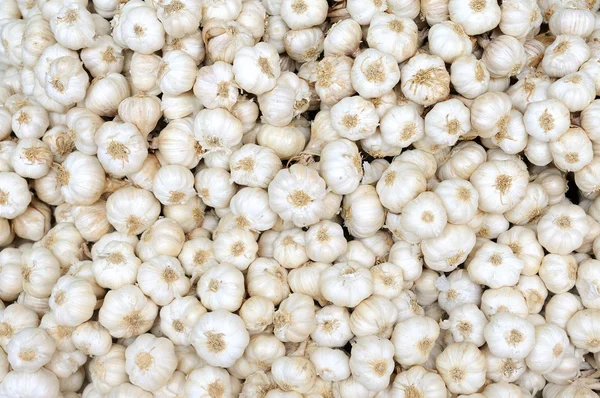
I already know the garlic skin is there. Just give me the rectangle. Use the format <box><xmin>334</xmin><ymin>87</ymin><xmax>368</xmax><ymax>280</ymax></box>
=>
<box><xmin>10</xmin><ymin>138</ymin><xmax>53</xmax><ymax>179</ymax></box>
<box><xmin>194</xmin><ymin>61</ymin><xmax>238</xmax><ymax>110</ymax></box>
<box><xmin>543</xmin><ymin>35</ymin><xmax>590</xmax><ymax>78</ymax></box>
<box><xmin>12</xmin><ymin>105</ymin><xmax>49</xmax><ymax>139</ymax></box>
<box><xmin>118</xmin><ymin>93</ymin><xmax>162</xmax><ymax>139</ymax></box>
<box><xmin>190</xmin><ymin>309</ymin><xmax>249</xmax><ymax>367</ymax></box>
<box><xmin>550</xmin><ymin>7</ymin><xmax>595</xmax><ymax>38</ymax></box>
<box><xmin>158</xmin><ymin>50</ymin><xmax>196</xmax><ymax>96</ymax></box>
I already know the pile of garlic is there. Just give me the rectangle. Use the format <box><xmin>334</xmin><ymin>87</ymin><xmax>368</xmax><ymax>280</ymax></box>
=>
<box><xmin>3</xmin><ymin>0</ymin><xmax>600</xmax><ymax>396</ymax></box>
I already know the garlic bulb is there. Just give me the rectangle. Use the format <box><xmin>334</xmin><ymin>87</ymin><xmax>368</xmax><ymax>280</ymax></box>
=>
<box><xmin>198</xmin><ymin>262</ymin><xmax>244</xmax><ymax>311</ymax></box>
<box><xmin>160</xmin><ymin>296</ymin><xmax>206</xmax><ymax>345</ymax></box>
<box><xmin>0</xmin><ymin>368</ymin><xmax>60</xmax><ymax>398</ymax></box>
<box><xmin>482</xmin><ymin>35</ymin><xmax>526</xmax><ymax>78</ymax></box>
<box><xmin>367</xmin><ymin>13</ymin><xmax>417</xmax><ymax>63</ymax></box>
<box><xmin>190</xmin><ymin>309</ymin><xmax>249</xmax><ymax>367</ymax></box>
<box><xmin>137</xmin><ymin>255</ymin><xmax>190</xmax><ymax>306</ymax></box>
<box><xmin>125</xmin><ymin>333</ymin><xmax>177</xmax><ymax>391</ymax></box>
<box><xmin>392</xmin><ymin>315</ymin><xmax>439</xmax><ymax>366</ymax></box>
<box><xmin>400</xmin><ymin>54</ymin><xmax>450</xmax><ymax>106</ymax></box>
<box><xmin>435</xmin><ymin>343</ymin><xmax>486</xmax><ymax>395</ymax></box>
<box><xmin>548</xmin><ymin>71</ymin><xmax>596</xmax><ymax>112</ymax></box>
<box><xmin>537</xmin><ymin>203</ymin><xmax>589</xmax><ymax>254</ymax></box>
<box><xmin>484</xmin><ymin>312</ymin><xmax>535</xmax><ymax>359</ymax></box>
<box><xmin>98</xmin><ymin>284</ymin><xmax>158</xmax><ymax>338</ymax></box>
<box><xmin>349</xmin><ymin>335</ymin><xmax>394</xmax><ymax>392</ymax></box>
<box><xmin>50</xmin><ymin>4</ymin><xmax>95</xmax><ymax>50</ymax></box>
<box><xmin>106</xmin><ymin>186</ymin><xmax>161</xmax><ymax>235</ymax></box>
<box><xmin>273</xmin><ymin>293</ymin><xmax>316</xmax><ymax>342</ymax></box>
<box><xmin>72</xmin><ymin>321</ymin><xmax>112</xmax><ymax>356</ymax></box>
<box><xmin>49</xmin><ymin>275</ymin><xmax>96</xmax><ymax>327</ymax></box>
<box><xmin>84</xmin><ymin>73</ymin><xmax>130</xmax><ymax>117</ymax></box>
<box><xmin>566</xmin><ymin>309</ymin><xmax>600</xmax><ymax>352</ymax></box>
<box><xmin>96</xmin><ymin>122</ymin><xmax>148</xmax><ymax>177</ymax></box>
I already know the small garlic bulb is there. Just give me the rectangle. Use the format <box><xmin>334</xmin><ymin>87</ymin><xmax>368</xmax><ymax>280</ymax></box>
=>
<box><xmin>125</xmin><ymin>333</ymin><xmax>177</xmax><ymax>391</ymax></box>
<box><xmin>10</xmin><ymin>138</ymin><xmax>53</xmax><ymax>179</ymax></box>
<box><xmin>467</xmin><ymin>241</ymin><xmax>524</xmax><ymax>288</ymax></box>
<box><xmin>391</xmin><ymin>366</ymin><xmax>447</xmax><ymax>397</ymax></box>
<box><xmin>99</xmin><ymin>284</ymin><xmax>158</xmax><ymax>339</ymax></box>
<box><xmin>213</xmin><ymin>228</ymin><xmax>258</xmax><ymax>270</ymax></box>
<box><xmin>268</xmin><ymin>164</ymin><xmax>328</xmax><ymax>228</ymax></box>
<box><xmin>500</xmin><ymin>0</ymin><xmax>542</xmax><ymax>39</ymax></box>
<box><xmin>482</xmin><ymin>35</ymin><xmax>526</xmax><ymax>78</ymax></box>
<box><xmin>44</xmin><ymin>56</ymin><xmax>89</xmax><ymax>107</ymax></box>
<box><xmin>470</xmin><ymin>159</ymin><xmax>529</xmax><ymax>213</ymax></box>
<box><xmin>330</xmin><ymin>96</ymin><xmax>379</xmax><ymax>141</ymax></box>
<box><xmin>257</xmin><ymin>72</ymin><xmax>310</xmax><ymax>127</ymax></box>
<box><xmin>523</xmin><ymin>98</ymin><xmax>570</xmax><ymax>142</ymax></box>
<box><xmin>0</xmin><ymin>368</ymin><xmax>59</xmax><ymax>398</ymax></box>
<box><xmin>190</xmin><ymin>309</ymin><xmax>249</xmax><ymax>367</ymax></box>
<box><xmin>194</xmin><ymin>108</ymin><xmax>243</xmax><ymax>153</ymax></box>
<box><xmin>549</xmin><ymin>6</ymin><xmax>595</xmax><ymax>38</ymax></box>
<box><xmin>12</xmin><ymin>105</ymin><xmax>49</xmax><ymax>139</ymax></box>
<box><xmin>239</xmin><ymin>296</ymin><xmax>274</xmax><ymax>334</ymax></box>
<box><xmin>118</xmin><ymin>93</ymin><xmax>162</xmax><ymax>139</ymax></box>
<box><xmin>429</xmin><ymin>21</ymin><xmax>473</xmax><ymax>64</ymax></box>
<box><xmin>441</xmin><ymin>303</ymin><xmax>487</xmax><ymax>347</ymax></box>
<box><xmin>315</xmin><ymin>55</ymin><xmax>355</xmax><ymax>106</ymax></box>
